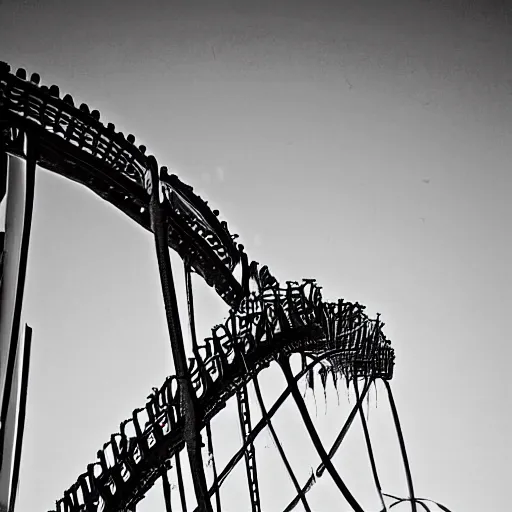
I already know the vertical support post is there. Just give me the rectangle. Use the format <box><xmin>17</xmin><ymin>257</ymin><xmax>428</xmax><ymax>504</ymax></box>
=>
<box><xmin>382</xmin><ymin>380</ymin><xmax>417</xmax><ymax>512</ymax></box>
<box><xmin>353</xmin><ymin>377</ymin><xmax>387</xmax><ymax>512</ymax></box>
<box><xmin>205</xmin><ymin>422</ymin><xmax>221</xmax><ymax>512</ymax></box>
<box><xmin>175</xmin><ymin>452</ymin><xmax>188</xmax><ymax>512</ymax></box>
<box><xmin>236</xmin><ymin>383</ymin><xmax>261</xmax><ymax>512</ymax></box>
<box><xmin>162</xmin><ymin>464</ymin><xmax>173</xmax><ymax>512</ymax></box>
<box><xmin>0</xmin><ymin>131</ymin><xmax>36</xmax><ymax>512</ymax></box>
<box><xmin>184</xmin><ymin>263</ymin><xmax>200</xmax><ymax>359</ymax></box>
<box><xmin>7</xmin><ymin>324</ymin><xmax>32</xmax><ymax>512</ymax></box>
<box><xmin>148</xmin><ymin>158</ymin><xmax>212</xmax><ymax>512</ymax></box>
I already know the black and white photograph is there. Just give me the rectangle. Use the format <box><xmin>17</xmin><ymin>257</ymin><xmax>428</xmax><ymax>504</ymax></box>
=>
<box><xmin>0</xmin><ymin>1</ymin><xmax>510</xmax><ymax>511</ymax></box>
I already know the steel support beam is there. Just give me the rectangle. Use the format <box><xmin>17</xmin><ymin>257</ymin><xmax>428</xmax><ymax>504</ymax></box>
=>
<box><xmin>148</xmin><ymin>158</ymin><xmax>212</xmax><ymax>512</ymax></box>
<box><xmin>0</xmin><ymin>132</ymin><xmax>36</xmax><ymax>511</ymax></box>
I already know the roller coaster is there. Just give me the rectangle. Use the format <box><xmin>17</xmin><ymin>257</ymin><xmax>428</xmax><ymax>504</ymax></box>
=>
<box><xmin>0</xmin><ymin>63</ymin><xmax>452</xmax><ymax>512</ymax></box>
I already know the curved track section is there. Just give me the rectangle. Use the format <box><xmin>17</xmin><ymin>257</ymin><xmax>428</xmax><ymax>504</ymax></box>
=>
<box><xmin>0</xmin><ymin>62</ymin><xmax>242</xmax><ymax>306</ymax></box>
<box><xmin>53</xmin><ymin>275</ymin><xmax>393</xmax><ymax>512</ymax></box>
<box><xmin>0</xmin><ymin>64</ymin><xmax>398</xmax><ymax>512</ymax></box>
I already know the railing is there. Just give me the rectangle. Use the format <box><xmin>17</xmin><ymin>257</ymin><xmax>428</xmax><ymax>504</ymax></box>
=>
<box><xmin>0</xmin><ymin>63</ymin><xmax>150</xmax><ymax>192</ymax></box>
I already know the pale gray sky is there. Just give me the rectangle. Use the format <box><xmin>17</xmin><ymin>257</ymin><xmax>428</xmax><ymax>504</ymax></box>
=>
<box><xmin>1</xmin><ymin>0</ymin><xmax>511</xmax><ymax>511</ymax></box>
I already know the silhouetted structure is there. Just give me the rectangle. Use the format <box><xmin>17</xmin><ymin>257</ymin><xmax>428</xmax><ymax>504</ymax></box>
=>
<box><xmin>0</xmin><ymin>64</ymin><xmax>451</xmax><ymax>512</ymax></box>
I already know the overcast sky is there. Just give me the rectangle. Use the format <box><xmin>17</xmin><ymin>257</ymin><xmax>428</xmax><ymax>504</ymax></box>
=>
<box><xmin>1</xmin><ymin>0</ymin><xmax>511</xmax><ymax>511</ymax></box>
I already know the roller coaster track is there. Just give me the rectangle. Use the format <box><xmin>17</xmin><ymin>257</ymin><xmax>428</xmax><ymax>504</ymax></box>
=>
<box><xmin>0</xmin><ymin>62</ymin><xmax>241</xmax><ymax>307</ymax></box>
<box><xmin>0</xmin><ymin>63</ymin><xmax>452</xmax><ymax>512</ymax></box>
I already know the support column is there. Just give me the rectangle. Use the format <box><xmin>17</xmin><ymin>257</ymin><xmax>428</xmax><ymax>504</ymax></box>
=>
<box><xmin>0</xmin><ymin>149</ymin><xmax>35</xmax><ymax>432</ymax></box>
<box><xmin>383</xmin><ymin>379</ymin><xmax>417</xmax><ymax>512</ymax></box>
<box><xmin>353</xmin><ymin>377</ymin><xmax>386</xmax><ymax>512</ymax></box>
<box><xmin>148</xmin><ymin>158</ymin><xmax>212</xmax><ymax>512</ymax></box>
<box><xmin>236</xmin><ymin>384</ymin><xmax>261</xmax><ymax>512</ymax></box>
<box><xmin>0</xmin><ymin>131</ymin><xmax>36</xmax><ymax>512</ymax></box>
